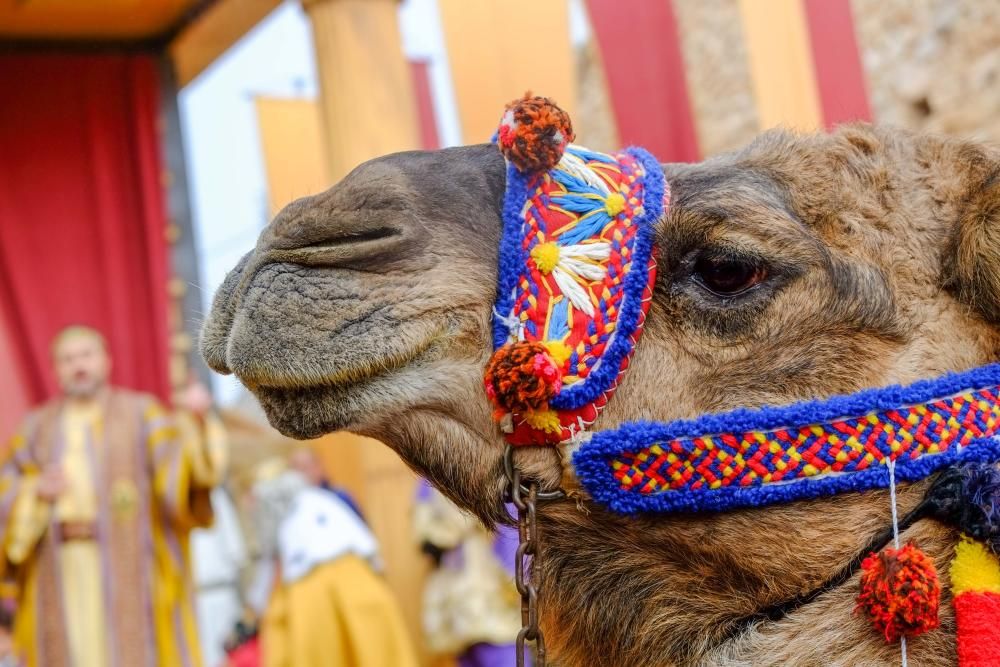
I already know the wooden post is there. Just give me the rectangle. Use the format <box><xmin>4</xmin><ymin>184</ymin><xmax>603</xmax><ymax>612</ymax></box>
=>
<box><xmin>301</xmin><ymin>0</ymin><xmax>419</xmax><ymax>182</ymax></box>
<box><xmin>159</xmin><ymin>55</ymin><xmax>213</xmax><ymax>397</ymax></box>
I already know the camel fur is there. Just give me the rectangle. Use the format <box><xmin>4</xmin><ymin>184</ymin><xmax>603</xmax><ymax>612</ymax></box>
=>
<box><xmin>202</xmin><ymin>124</ymin><xmax>1000</xmax><ymax>666</ymax></box>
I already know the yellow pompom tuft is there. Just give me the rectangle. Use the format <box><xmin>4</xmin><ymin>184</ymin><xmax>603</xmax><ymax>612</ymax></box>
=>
<box><xmin>530</xmin><ymin>242</ymin><xmax>560</xmax><ymax>274</ymax></box>
<box><xmin>543</xmin><ymin>340</ymin><xmax>572</xmax><ymax>367</ymax></box>
<box><xmin>951</xmin><ymin>535</ymin><xmax>1000</xmax><ymax>596</ymax></box>
<box><xmin>524</xmin><ymin>409</ymin><xmax>562</xmax><ymax>434</ymax></box>
<box><xmin>605</xmin><ymin>192</ymin><xmax>626</xmax><ymax>217</ymax></box>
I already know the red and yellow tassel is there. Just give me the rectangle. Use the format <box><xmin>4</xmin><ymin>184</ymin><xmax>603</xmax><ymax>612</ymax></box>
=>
<box><xmin>484</xmin><ymin>341</ymin><xmax>563</xmax><ymax>417</ymax></box>
<box><xmin>856</xmin><ymin>541</ymin><xmax>940</xmax><ymax>642</ymax></box>
<box><xmin>496</xmin><ymin>94</ymin><xmax>574</xmax><ymax>173</ymax></box>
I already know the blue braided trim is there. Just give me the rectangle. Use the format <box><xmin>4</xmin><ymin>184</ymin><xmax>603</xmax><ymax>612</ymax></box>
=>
<box><xmin>573</xmin><ymin>363</ymin><xmax>1000</xmax><ymax>515</ymax></box>
<box><xmin>492</xmin><ymin>161</ymin><xmax>533</xmax><ymax>349</ymax></box>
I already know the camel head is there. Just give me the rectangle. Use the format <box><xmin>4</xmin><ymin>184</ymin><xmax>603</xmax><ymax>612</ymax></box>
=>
<box><xmin>202</xmin><ymin>124</ymin><xmax>1000</xmax><ymax>665</ymax></box>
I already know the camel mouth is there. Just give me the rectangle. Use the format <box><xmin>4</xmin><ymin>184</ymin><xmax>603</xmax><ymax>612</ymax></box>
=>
<box><xmin>234</xmin><ymin>330</ymin><xmax>440</xmax><ymax>391</ymax></box>
<box><xmin>236</xmin><ymin>332</ymin><xmax>449</xmax><ymax>440</ymax></box>
<box><xmin>203</xmin><ymin>254</ymin><xmax>491</xmax><ymax>443</ymax></box>
<box><xmin>251</xmin><ymin>366</ymin><xmax>410</xmax><ymax>439</ymax></box>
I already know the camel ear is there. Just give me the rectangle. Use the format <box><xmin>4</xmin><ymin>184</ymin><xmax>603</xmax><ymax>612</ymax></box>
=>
<box><xmin>944</xmin><ymin>159</ymin><xmax>1000</xmax><ymax>322</ymax></box>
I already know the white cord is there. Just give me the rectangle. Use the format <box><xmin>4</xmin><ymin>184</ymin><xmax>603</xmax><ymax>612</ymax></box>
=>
<box><xmin>888</xmin><ymin>459</ymin><xmax>901</xmax><ymax>550</ymax></box>
<box><xmin>887</xmin><ymin>459</ymin><xmax>908</xmax><ymax>667</ymax></box>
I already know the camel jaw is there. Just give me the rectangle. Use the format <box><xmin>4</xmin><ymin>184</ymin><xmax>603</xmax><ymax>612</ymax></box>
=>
<box><xmin>251</xmin><ymin>380</ymin><xmax>392</xmax><ymax>440</ymax></box>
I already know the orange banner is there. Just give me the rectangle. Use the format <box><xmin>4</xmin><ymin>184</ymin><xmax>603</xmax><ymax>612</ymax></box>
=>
<box><xmin>438</xmin><ymin>0</ymin><xmax>575</xmax><ymax>143</ymax></box>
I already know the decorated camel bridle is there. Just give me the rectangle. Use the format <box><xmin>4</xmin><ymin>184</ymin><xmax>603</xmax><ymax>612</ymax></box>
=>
<box><xmin>484</xmin><ymin>95</ymin><xmax>1000</xmax><ymax>666</ymax></box>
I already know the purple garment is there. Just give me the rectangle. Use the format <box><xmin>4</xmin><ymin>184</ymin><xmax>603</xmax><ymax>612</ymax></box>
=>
<box><xmin>492</xmin><ymin>505</ymin><xmax>519</xmax><ymax>574</ymax></box>
<box><xmin>417</xmin><ymin>480</ymin><xmax>519</xmax><ymax>573</ymax></box>
<box><xmin>417</xmin><ymin>480</ymin><xmax>526</xmax><ymax>665</ymax></box>
<box><xmin>416</xmin><ymin>477</ymin><xmax>434</xmax><ymax>502</ymax></box>
<box><xmin>458</xmin><ymin>642</ymin><xmax>531</xmax><ymax>667</ymax></box>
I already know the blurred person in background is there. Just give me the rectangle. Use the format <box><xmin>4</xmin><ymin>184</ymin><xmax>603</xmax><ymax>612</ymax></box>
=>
<box><xmin>221</xmin><ymin>616</ymin><xmax>260</xmax><ymax>667</ymax></box>
<box><xmin>287</xmin><ymin>446</ymin><xmax>365</xmax><ymax>522</ymax></box>
<box><xmin>192</xmin><ymin>483</ymin><xmax>248</xmax><ymax>667</ymax></box>
<box><xmin>252</xmin><ymin>449</ymin><xmax>417</xmax><ymax>667</ymax></box>
<box><xmin>0</xmin><ymin>325</ymin><xmax>226</xmax><ymax>667</ymax></box>
<box><xmin>414</xmin><ymin>480</ymin><xmax>523</xmax><ymax>667</ymax></box>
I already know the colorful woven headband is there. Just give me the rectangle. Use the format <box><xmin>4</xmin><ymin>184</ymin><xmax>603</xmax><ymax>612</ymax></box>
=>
<box><xmin>484</xmin><ymin>95</ymin><xmax>665</xmax><ymax>446</ymax></box>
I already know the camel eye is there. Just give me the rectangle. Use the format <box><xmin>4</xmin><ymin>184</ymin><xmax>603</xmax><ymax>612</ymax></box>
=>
<box><xmin>691</xmin><ymin>254</ymin><xmax>767</xmax><ymax>297</ymax></box>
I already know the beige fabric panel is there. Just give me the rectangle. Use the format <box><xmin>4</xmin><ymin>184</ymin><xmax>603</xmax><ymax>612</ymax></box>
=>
<box><xmin>736</xmin><ymin>0</ymin><xmax>821</xmax><ymax>133</ymax></box>
<box><xmin>438</xmin><ymin>0</ymin><xmax>576</xmax><ymax>144</ymax></box>
<box><xmin>255</xmin><ymin>97</ymin><xmax>332</xmax><ymax>218</ymax></box>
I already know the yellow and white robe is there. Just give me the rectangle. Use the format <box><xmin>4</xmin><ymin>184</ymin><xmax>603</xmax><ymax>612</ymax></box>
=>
<box><xmin>0</xmin><ymin>388</ymin><xmax>225</xmax><ymax>667</ymax></box>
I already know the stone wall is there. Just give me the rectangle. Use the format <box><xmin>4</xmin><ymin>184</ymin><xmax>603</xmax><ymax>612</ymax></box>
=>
<box><xmin>851</xmin><ymin>0</ymin><xmax>1000</xmax><ymax>143</ymax></box>
<box><xmin>672</xmin><ymin>0</ymin><xmax>759</xmax><ymax>157</ymax></box>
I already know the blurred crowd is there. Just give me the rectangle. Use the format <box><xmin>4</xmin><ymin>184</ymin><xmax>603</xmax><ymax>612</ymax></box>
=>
<box><xmin>0</xmin><ymin>325</ymin><xmax>521</xmax><ymax>667</ymax></box>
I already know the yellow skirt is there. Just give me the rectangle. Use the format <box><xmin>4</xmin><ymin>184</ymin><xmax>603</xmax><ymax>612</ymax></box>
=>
<box><xmin>263</xmin><ymin>555</ymin><xmax>418</xmax><ymax>667</ymax></box>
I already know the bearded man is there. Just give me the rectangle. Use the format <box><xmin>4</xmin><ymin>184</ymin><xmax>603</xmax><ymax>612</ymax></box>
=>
<box><xmin>0</xmin><ymin>325</ymin><xmax>226</xmax><ymax>667</ymax></box>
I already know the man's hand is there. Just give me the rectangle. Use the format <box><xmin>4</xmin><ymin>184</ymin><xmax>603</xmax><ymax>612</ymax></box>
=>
<box><xmin>179</xmin><ymin>380</ymin><xmax>213</xmax><ymax>417</ymax></box>
<box><xmin>36</xmin><ymin>464</ymin><xmax>67</xmax><ymax>502</ymax></box>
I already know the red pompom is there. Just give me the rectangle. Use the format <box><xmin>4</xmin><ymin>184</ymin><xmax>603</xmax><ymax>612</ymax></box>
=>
<box><xmin>856</xmin><ymin>542</ymin><xmax>941</xmax><ymax>642</ymax></box>
<box><xmin>496</xmin><ymin>93</ymin><xmax>574</xmax><ymax>173</ymax></box>
<box><xmin>484</xmin><ymin>341</ymin><xmax>563</xmax><ymax>415</ymax></box>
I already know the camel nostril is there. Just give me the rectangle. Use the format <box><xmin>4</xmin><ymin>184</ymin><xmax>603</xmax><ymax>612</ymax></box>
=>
<box><xmin>307</xmin><ymin>226</ymin><xmax>401</xmax><ymax>250</ymax></box>
<box><xmin>278</xmin><ymin>224</ymin><xmax>413</xmax><ymax>268</ymax></box>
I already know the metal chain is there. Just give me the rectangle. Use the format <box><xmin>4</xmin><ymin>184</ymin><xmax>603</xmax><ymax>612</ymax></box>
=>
<box><xmin>503</xmin><ymin>445</ymin><xmax>565</xmax><ymax>667</ymax></box>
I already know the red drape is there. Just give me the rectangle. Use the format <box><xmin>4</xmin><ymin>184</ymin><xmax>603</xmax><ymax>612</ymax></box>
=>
<box><xmin>584</xmin><ymin>0</ymin><xmax>700</xmax><ymax>163</ymax></box>
<box><xmin>0</xmin><ymin>53</ymin><xmax>172</xmax><ymax>428</ymax></box>
<box><xmin>803</xmin><ymin>0</ymin><xmax>873</xmax><ymax>128</ymax></box>
<box><xmin>0</xmin><ymin>304</ymin><xmax>30</xmax><ymax>441</ymax></box>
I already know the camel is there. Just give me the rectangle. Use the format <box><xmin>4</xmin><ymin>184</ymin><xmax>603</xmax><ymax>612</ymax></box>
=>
<box><xmin>201</xmin><ymin>122</ymin><xmax>1000</xmax><ymax>666</ymax></box>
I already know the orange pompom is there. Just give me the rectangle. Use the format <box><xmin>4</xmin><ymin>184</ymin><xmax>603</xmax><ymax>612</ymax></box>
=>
<box><xmin>496</xmin><ymin>94</ymin><xmax>574</xmax><ymax>173</ymax></box>
<box><xmin>856</xmin><ymin>542</ymin><xmax>941</xmax><ymax>642</ymax></box>
<box><xmin>484</xmin><ymin>341</ymin><xmax>563</xmax><ymax>415</ymax></box>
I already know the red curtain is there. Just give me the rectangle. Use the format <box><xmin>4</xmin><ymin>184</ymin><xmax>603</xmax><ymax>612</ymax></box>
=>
<box><xmin>803</xmin><ymin>0</ymin><xmax>873</xmax><ymax>129</ymax></box>
<box><xmin>0</xmin><ymin>53</ymin><xmax>172</xmax><ymax>432</ymax></box>
<box><xmin>585</xmin><ymin>0</ymin><xmax>700</xmax><ymax>163</ymax></box>
<box><xmin>0</xmin><ymin>304</ymin><xmax>31</xmax><ymax>441</ymax></box>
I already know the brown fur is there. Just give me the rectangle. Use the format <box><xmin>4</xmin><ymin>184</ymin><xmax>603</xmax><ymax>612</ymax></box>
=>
<box><xmin>202</xmin><ymin>125</ymin><xmax>1000</xmax><ymax>665</ymax></box>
